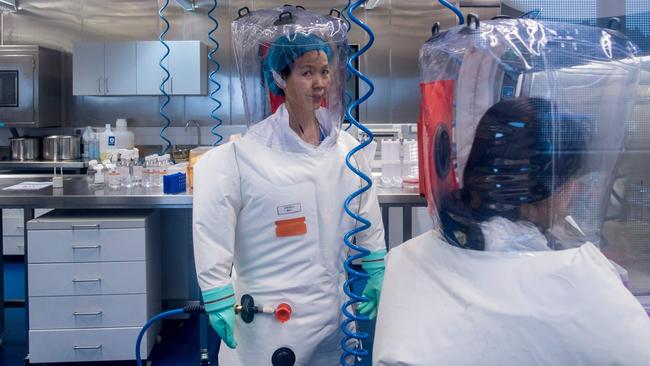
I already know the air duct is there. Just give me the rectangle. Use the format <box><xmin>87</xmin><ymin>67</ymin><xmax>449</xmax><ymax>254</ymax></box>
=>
<box><xmin>174</xmin><ymin>0</ymin><xmax>195</xmax><ymax>11</ymax></box>
<box><xmin>0</xmin><ymin>0</ymin><xmax>17</xmax><ymax>12</ymax></box>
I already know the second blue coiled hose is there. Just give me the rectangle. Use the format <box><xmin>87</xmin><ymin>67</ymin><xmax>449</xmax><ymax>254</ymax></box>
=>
<box><xmin>207</xmin><ymin>0</ymin><xmax>224</xmax><ymax>146</ymax></box>
<box><xmin>340</xmin><ymin>1</ymin><xmax>375</xmax><ymax>365</ymax></box>
<box><xmin>158</xmin><ymin>0</ymin><xmax>173</xmax><ymax>155</ymax></box>
<box><xmin>439</xmin><ymin>0</ymin><xmax>465</xmax><ymax>25</ymax></box>
<box><xmin>342</xmin><ymin>0</ymin><xmax>354</xmax><ymax>131</ymax></box>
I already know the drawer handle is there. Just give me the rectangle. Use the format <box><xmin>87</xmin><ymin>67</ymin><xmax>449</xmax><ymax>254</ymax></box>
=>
<box><xmin>72</xmin><ymin>245</ymin><xmax>101</xmax><ymax>250</ymax></box>
<box><xmin>72</xmin><ymin>278</ymin><xmax>101</xmax><ymax>283</ymax></box>
<box><xmin>73</xmin><ymin>311</ymin><xmax>103</xmax><ymax>316</ymax></box>
<box><xmin>73</xmin><ymin>345</ymin><xmax>102</xmax><ymax>350</ymax></box>
<box><xmin>71</xmin><ymin>224</ymin><xmax>100</xmax><ymax>230</ymax></box>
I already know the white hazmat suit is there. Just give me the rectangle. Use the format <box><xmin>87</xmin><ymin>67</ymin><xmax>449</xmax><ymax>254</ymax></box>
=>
<box><xmin>193</xmin><ymin>104</ymin><xmax>385</xmax><ymax>366</ymax></box>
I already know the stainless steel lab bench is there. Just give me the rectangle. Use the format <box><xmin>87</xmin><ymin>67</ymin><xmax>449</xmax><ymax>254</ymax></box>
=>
<box><xmin>0</xmin><ymin>174</ymin><xmax>425</xmax><ymax>362</ymax></box>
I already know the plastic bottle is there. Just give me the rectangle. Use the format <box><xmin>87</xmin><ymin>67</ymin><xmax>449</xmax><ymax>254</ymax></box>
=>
<box><xmin>90</xmin><ymin>133</ymin><xmax>100</xmax><ymax>161</ymax></box>
<box><xmin>162</xmin><ymin>154</ymin><xmax>171</xmax><ymax>175</ymax></box>
<box><xmin>117</xmin><ymin>151</ymin><xmax>133</xmax><ymax>188</ymax></box>
<box><xmin>156</xmin><ymin>155</ymin><xmax>170</xmax><ymax>188</ymax></box>
<box><xmin>131</xmin><ymin>150</ymin><xmax>143</xmax><ymax>187</ymax></box>
<box><xmin>143</xmin><ymin>154</ymin><xmax>159</xmax><ymax>188</ymax></box>
<box><xmin>142</xmin><ymin>156</ymin><xmax>153</xmax><ymax>188</ymax></box>
<box><xmin>93</xmin><ymin>164</ymin><xmax>105</xmax><ymax>185</ymax></box>
<box><xmin>114</xmin><ymin>118</ymin><xmax>135</xmax><ymax>150</ymax></box>
<box><xmin>106</xmin><ymin>163</ymin><xmax>121</xmax><ymax>190</ymax></box>
<box><xmin>100</xmin><ymin>124</ymin><xmax>116</xmax><ymax>161</ymax></box>
<box><xmin>381</xmin><ymin>139</ymin><xmax>402</xmax><ymax>188</ymax></box>
<box><xmin>81</xmin><ymin>126</ymin><xmax>93</xmax><ymax>161</ymax></box>
<box><xmin>86</xmin><ymin>160</ymin><xmax>98</xmax><ymax>184</ymax></box>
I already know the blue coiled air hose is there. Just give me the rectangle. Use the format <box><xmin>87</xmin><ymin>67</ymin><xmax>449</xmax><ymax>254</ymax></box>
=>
<box><xmin>159</xmin><ymin>0</ymin><xmax>173</xmax><ymax>155</ymax></box>
<box><xmin>342</xmin><ymin>0</ymin><xmax>354</xmax><ymax>131</ymax></box>
<box><xmin>340</xmin><ymin>1</ymin><xmax>375</xmax><ymax>365</ymax></box>
<box><xmin>439</xmin><ymin>0</ymin><xmax>465</xmax><ymax>25</ymax></box>
<box><xmin>207</xmin><ymin>0</ymin><xmax>224</xmax><ymax>146</ymax></box>
<box><xmin>135</xmin><ymin>304</ymin><xmax>205</xmax><ymax>366</ymax></box>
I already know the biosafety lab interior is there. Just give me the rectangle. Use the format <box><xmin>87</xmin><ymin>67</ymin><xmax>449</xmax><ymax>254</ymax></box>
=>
<box><xmin>1</xmin><ymin>0</ymin><xmax>650</xmax><ymax>365</ymax></box>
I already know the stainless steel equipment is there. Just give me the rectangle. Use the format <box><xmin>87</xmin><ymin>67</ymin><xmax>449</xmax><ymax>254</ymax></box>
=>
<box><xmin>0</xmin><ymin>0</ymin><xmax>17</xmax><ymax>12</ymax></box>
<box><xmin>9</xmin><ymin>137</ymin><xmax>40</xmax><ymax>160</ymax></box>
<box><xmin>42</xmin><ymin>135</ymin><xmax>80</xmax><ymax>161</ymax></box>
<box><xmin>0</xmin><ymin>45</ymin><xmax>62</xmax><ymax>127</ymax></box>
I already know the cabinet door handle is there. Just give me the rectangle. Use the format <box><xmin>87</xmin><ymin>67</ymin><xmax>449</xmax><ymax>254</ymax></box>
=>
<box><xmin>72</xmin><ymin>244</ymin><xmax>101</xmax><ymax>250</ymax></box>
<box><xmin>98</xmin><ymin>78</ymin><xmax>102</xmax><ymax>93</ymax></box>
<box><xmin>73</xmin><ymin>345</ymin><xmax>103</xmax><ymax>350</ymax></box>
<box><xmin>170</xmin><ymin>76</ymin><xmax>173</xmax><ymax>94</ymax></box>
<box><xmin>105</xmin><ymin>77</ymin><xmax>109</xmax><ymax>93</ymax></box>
<box><xmin>73</xmin><ymin>311</ymin><xmax>103</xmax><ymax>316</ymax></box>
<box><xmin>71</xmin><ymin>224</ymin><xmax>100</xmax><ymax>230</ymax></box>
<box><xmin>72</xmin><ymin>278</ymin><xmax>101</xmax><ymax>283</ymax></box>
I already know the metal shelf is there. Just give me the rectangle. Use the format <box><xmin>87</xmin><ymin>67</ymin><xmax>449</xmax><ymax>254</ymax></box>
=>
<box><xmin>0</xmin><ymin>160</ymin><xmax>86</xmax><ymax>170</ymax></box>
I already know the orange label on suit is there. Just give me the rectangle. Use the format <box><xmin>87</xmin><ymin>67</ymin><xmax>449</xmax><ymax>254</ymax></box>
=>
<box><xmin>275</xmin><ymin>217</ymin><xmax>307</xmax><ymax>237</ymax></box>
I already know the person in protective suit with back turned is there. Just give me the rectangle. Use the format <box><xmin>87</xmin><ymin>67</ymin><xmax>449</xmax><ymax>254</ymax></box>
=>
<box><xmin>193</xmin><ymin>8</ymin><xmax>386</xmax><ymax>366</ymax></box>
<box><xmin>373</xmin><ymin>97</ymin><xmax>650</xmax><ymax>365</ymax></box>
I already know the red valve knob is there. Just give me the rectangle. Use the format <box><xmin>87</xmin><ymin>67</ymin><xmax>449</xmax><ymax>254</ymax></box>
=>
<box><xmin>275</xmin><ymin>303</ymin><xmax>292</xmax><ymax>323</ymax></box>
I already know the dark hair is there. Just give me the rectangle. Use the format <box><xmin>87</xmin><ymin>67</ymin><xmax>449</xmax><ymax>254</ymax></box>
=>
<box><xmin>440</xmin><ymin>97</ymin><xmax>591</xmax><ymax>250</ymax></box>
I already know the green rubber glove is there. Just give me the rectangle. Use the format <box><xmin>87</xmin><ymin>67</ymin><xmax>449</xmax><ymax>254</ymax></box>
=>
<box><xmin>357</xmin><ymin>249</ymin><xmax>387</xmax><ymax>320</ymax></box>
<box><xmin>202</xmin><ymin>283</ymin><xmax>237</xmax><ymax>349</ymax></box>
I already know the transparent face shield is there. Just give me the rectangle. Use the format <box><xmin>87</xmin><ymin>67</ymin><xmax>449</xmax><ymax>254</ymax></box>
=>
<box><xmin>418</xmin><ymin>19</ymin><xmax>640</xmax><ymax>252</ymax></box>
<box><xmin>232</xmin><ymin>6</ymin><xmax>348</xmax><ymax>150</ymax></box>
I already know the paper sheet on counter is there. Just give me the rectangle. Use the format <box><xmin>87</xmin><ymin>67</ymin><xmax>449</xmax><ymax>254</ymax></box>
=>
<box><xmin>3</xmin><ymin>181</ymin><xmax>53</xmax><ymax>191</ymax></box>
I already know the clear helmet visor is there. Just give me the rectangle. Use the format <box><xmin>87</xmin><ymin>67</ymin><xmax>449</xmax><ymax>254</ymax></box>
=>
<box><xmin>232</xmin><ymin>7</ymin><xmax>348</xmax><ymax>151</ymax></box>
<box><xmin>418</xmin><ymin>19</ymin><xmax>640</xmax><ymax>251</ymax></box>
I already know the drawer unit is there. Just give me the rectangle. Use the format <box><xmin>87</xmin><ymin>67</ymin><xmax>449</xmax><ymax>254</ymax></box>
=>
<box><xmin>29</xmin><ymin>294</ymin><xmax>148</xmax><ymax>330</ymax></box>
<box><xmin>3</xmin><ymin>235</ymin><xmax>24</xmax><ymax>255</ymax></box>
<box><xmin>27</xmin><ymin>209</ymin><xmax>161</xmax><ymax>363</ymax></box>
<box><xmin>28</xmin><ymin>262</ymin><xmax>146</xmax><ymax>297</ymax></box>
<box><xmin>28</xmin><ymin>228</ymin><xmax>146</xmax><ymax>263</ymax></box>
<box><xmin>3</xmin><ymin>208</ymin><xmax>52</xmax><ymax>256</ymax></box>
<box><xmin>3</xmin><ymin>213</ymin><xmax>25</xmax><ymax>236</ymax></box>
<box><xmin>29</xmin><ymin>327</ymin><xmax>152</xmax><ymax>363</ymax></box>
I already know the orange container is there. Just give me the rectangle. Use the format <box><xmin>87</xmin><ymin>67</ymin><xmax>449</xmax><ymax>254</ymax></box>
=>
<box><xmin>188</xmin><ymin>146</ymin><xmax>213</xmax><ymax>190</ymax></box>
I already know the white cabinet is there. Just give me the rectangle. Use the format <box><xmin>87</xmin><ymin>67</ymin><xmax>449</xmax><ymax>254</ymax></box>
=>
<box><xmin>72</xmin><ymin>43</ymin><xmax>105</xmax><ymax>96</ymax></box>
<box><xmin>27</xmin><ymin>210</ymin><xmax>161</xmax><ymax>363</ymax></box>
<box><xmin>73</xmin><ymin>43</ymin><xmax>137</xmax><ymax>96</ymax></box>
<box><xmin>75</xmin><ymin>40</ymin><xmax>207</xmax><ymax>96</ymax></box>
<box><xmin>136</xmin><ymin>41</ymin><xmax>166</xmax><ymax>95</ymax></box>
<box><xmin>104</xmin><ymin>43</ymin><xmax>137</xmax><ymax>95</ymax></box>
<box><xmin>168</xmin><ymin>41</ymin><xmax>207</xmax><ymax>95</ymax></box>
<box><xmin>136</xmin><ymin>41</ymin><xmax>207</xmax><ymax>95</ymax></box>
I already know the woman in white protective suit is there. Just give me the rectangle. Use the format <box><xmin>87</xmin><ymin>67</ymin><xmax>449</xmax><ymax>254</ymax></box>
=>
<box><xmin>193</xmin><ymin>6</ymin><xmax>386</xmax><ymax>366</ymax></box>
<box><xmin>373</xmin><ymin>18</ymin><xmax>650</xmax><ymax>366</ymax></box>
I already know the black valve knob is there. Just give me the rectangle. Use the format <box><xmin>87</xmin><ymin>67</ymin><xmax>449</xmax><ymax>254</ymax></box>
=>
<box><xmin>240</xmin><ymin>294</ymin><xmax>256</xmax><ymax>323</ymax></box>
<box><xmin>272</xmin><ymin>347</ymin><xmax>296</xmax><ymax>366</ymax></box>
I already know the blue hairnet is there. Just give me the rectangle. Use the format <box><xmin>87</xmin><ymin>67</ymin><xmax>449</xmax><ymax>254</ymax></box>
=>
<box><xmin>263</xmin><ymin>33</ymin><xmax>333</xmax><ymax>96</ymax></box>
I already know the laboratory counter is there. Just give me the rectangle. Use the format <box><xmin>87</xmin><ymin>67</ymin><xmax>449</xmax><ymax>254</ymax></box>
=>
<box><xmin>0</xmin><ymin>174</ymin><xmax>425</xmax><ymax>209</ymax></box>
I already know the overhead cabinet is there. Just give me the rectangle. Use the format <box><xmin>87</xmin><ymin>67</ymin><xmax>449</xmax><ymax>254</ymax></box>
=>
<box><xmin>74</xmin><ymin>41</ymin><xmax>206</xmax><ymax>96</ymax></box>
<box><xmin>136</xmin><ymin>41</ymin><xmax>207</xmax><ymax>95</ymax></box>
<box><xmin>73</xmin><ymin>43</ymin><xmax>137</xmax><ymax>96</ymax></box>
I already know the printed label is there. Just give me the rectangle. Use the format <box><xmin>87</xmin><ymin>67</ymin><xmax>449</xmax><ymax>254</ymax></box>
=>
<box><xmin>277</xmin><ymin>203</ymin><xmax>302</xmax><ymax>216</ymax></box>
<box><xmin>108</xmin><ymin>136</ymin><xmax>115</xmax><ymax>146</ymax></box>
